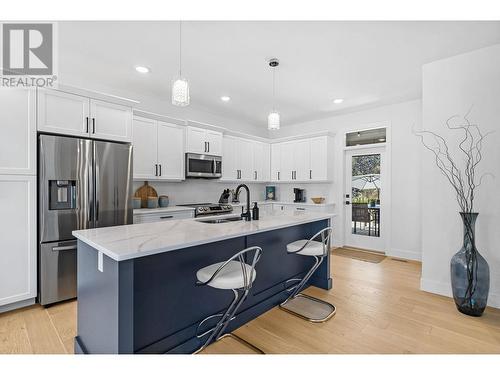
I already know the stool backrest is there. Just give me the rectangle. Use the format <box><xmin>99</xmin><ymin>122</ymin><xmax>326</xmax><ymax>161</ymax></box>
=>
<box><xmin>197</xmin><ymin>246</ymin><xmax>263</xmax><ymax>290</ymax></box>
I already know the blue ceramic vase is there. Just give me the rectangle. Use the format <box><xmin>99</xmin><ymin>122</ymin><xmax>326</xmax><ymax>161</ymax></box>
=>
<box><xmin>450</xmin><ymin>212</ymin><xmax>490</xmax><ymax>316</ymax></box>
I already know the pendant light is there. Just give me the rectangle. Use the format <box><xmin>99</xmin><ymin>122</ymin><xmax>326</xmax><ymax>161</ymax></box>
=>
<box><xmin>172</xmin><ymin>21</ymin><xmax>190</xmax><ymax>106</ymax></box>
<box><xmin>267</xmin><ymin>58</ymin><xmax>280</xmax><ymax>130</ymax></box>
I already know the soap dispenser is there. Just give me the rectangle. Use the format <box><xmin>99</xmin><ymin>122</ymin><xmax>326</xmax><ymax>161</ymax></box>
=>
<box><xmin>252</xmin><ymin>202</ymin><xmax>260</xmax><ymax>220</ymax></box>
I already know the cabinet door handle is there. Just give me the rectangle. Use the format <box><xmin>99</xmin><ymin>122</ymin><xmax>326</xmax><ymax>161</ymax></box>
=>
<box><xmin>92</xmin><ymin>118</ymin><xmax>96</xmax><ymax>134</ymax></box>
<box><xmin>310</xmin><ymin>169</ymin><xmax>312</xmax><ymax>179</ymax></box>
<box><xmin>296</xmin><ymin>207</ymin><xmax>306</xmax><ymax>211</ymax></box>
<box><xmin>159</xmin><ymin>164</ymin><xmax>162</xmax><ymax>176</ymax></box>
<box><xmin>208</xmin><ymin>142</ymin><xmax>210</xmax><ymax>153</ymax></box>
<box><xmin>160</xmin><ymin>215</ymin><xmax>174</xmax><ymax>219</ymax></box>
<box><xmin>155</xmin><ymin>164</ymin><xmax>158</xmax><ymax>176</ymax></box>
<box><xmin>86</xmin><ymin>117</ymin><xmax>89</xmax><ymax>133</ymax></box>
<box><xmin>254</xmin><ymin>171</ymin><xmax>257</xmax><ymax>180</ymax></box>
<box><xmin>277</xmin><ymin>171</ymin><xmax>280</xmax><ymax>180</ymax></box>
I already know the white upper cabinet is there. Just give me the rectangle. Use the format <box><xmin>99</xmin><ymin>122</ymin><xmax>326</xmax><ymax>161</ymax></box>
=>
<box><xmin>0</xmin><ymin>175</ymin><xmax>37</xmax><ymax>307</ymax></box>
<box><xmin>270</xmin><ymin>143</ymin><xmax>282</xmax><ymax>181</ymax></box>
<box><xmin>309</xmin><ymin>136</ymin><xmax>329</xmax><ymax>181</ymax></box>
<box><xmin>37</xmin><ymin>89</ymin><xmax>89</xmax><ymax>137</ymax></box>
<box><xmin>37</xmin><ymin>89</ymin><xmax>133</xmax><ymax>142</ymax></box>
<box><xmin>270</xmin><ymin>136</ymin><xmax>333</xmax><ymax>182</ymax></box>
<box><xmin>157</xmin><ymin>121</ymin><xmax>184</xmax><ymax>180</ymax></box>
<box><xmin>252</xmin><ymin>141</ymin><xmax>270</xmax><ymax>182</ymax></box>
<box><xmin>186</xmin><ymin>126</ymin><xmax>223</xmax><ymax>156</ymax></box>
<box><xmin>205</xmin><ymin>130</ymin><xmax>223</xmax><ymax>156</ymax></box>
<box><xmin>222</xmin><ymin>135</ymin><xmax>271</xmax><ymax>182</ymax></box>
<box><xmin>132</xmin><ymin>116</ymin><xmax>158</xmax><ymax>180</ymax></box>
<box><xmin>0</xmin><ymin>88</ymin><xmax>36</xmax><ymax>175</ymax></box>
<box><xmin>132</xmin><ymin>116</ymin><xmax>185</xmax><ymax>181</ymax></box>
<box><xmin>90</xmin><ymin>99</ymin><xmax>133</xmax><ymax>143</ymax></box>
<box><xmin>222</xmin><ymin>136</ymin><xmax>239</xmax><ymax>180</ymax></box>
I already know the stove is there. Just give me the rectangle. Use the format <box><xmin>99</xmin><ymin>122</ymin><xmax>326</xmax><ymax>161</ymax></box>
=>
<box><xmin>177</xmin><ymin>203</ymin><xmax>234</xmax><ymax>217</ymax></box>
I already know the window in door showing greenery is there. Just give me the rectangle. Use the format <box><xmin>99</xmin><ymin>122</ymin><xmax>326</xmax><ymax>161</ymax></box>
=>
<box><xmin>351</xmin><ymin>153</ymin><xmax>381</xmax><ymax>237</ymax></box>
<box><xmin>351</xmin><ymin>154</ymin><xmax>380</xmax><ymax>204</ymax></box>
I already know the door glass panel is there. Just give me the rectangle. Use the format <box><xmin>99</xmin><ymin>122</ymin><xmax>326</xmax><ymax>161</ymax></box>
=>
<box><xmin>351</xmin><ymin>154</ymin><xmax>381</xmax><ymax>237</ymax></box>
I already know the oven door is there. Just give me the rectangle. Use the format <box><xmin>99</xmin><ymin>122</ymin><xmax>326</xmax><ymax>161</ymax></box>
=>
<box><xmin>186</xmin><ymin>153</ymin><xmax>222</xmax><ymax>178</ymax></box>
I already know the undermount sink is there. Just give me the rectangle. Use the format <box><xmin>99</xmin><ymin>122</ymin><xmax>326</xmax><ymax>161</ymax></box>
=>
<box><xmin>197</xmin><ymin>216</ymin><xmax>244</xmax><ymax>224</ymax></box>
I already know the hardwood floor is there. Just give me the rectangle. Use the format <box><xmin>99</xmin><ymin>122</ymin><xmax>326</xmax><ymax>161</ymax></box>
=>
<box><xmin>1</xmin><ymin>253</ymin><xmax>499</xmax><ymax>354</ymax></box>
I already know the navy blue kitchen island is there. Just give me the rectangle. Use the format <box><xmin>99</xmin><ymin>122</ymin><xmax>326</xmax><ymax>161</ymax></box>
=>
<box><xmin>73</xmin><ymin>212</ymin><xmax>333</xmax><ymax>354</ymax></box>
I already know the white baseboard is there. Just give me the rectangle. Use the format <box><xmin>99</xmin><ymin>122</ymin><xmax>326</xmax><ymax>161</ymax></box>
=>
<box><xmin>0</xmin><ymin>298</ymin><xmax>35</xmax><ymax>314</ymax></box>
<box><xmin>420</xmin><ymin>278</ymin><xmax>500</xmax><ymax>309</ymax></box>
<box><xmin>387</xmin><ymin>248</ymin><xmax>421</xmax><ymax>261</ymax></box>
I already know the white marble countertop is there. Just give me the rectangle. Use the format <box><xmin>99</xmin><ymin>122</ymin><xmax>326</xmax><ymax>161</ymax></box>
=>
<box><xmin>73</xmin><ymin>211</ymin><xmax>336</xmax><ymax>262</ymax></box>
<box><xmin>133</xmin><ymin>206</ymin><xmax>195</xmax><ymax>215</ymax></box>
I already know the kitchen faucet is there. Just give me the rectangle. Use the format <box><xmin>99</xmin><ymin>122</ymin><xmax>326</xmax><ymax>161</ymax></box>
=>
<box><xmin>235</xmin><ymin>184</ymin><xmax>251</xmax><ymax>221</ymax></box>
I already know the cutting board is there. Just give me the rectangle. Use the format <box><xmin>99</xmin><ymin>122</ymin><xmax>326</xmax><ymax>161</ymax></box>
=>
<box><xmin>134</xmin><ymin>182</ymin><xmax>158</xmax><ymax>208</ymax></box>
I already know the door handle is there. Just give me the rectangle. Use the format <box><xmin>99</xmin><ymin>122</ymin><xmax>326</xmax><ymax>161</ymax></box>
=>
<box><xmin>159</xmin><ymin>164</ymin><xmax>162</xmax><ymax>177</ymax></box>
<box><xmin>160</xmin><ymin>215</ymin><xmax>173</xmax><ymax>219</ymax></box>
<box><xmin>204</xmin><ymin>142</ymin><xmax>207</xmax><ymax>153</ymax></box>
<box><xmin>207</xmin><ymin>142</ymin><xmax>210</xmax><ymax>153</ymax></box>
<box><xmin>296</xmin><ymin>207</ymin><xmax>306</xmax><ymax>211</ymax></box>
<box><xmin>345</xmin><ymin>201</ymin><xmax>351</xmax><ymax>205</ymax></box>
<box><xmin>310</xmin><ymin>169</ymin><xmax>312</xmax><ymax>179</ymax></box>
<box><xmin>92</xmin><ymin>118</ymin><xmax>96</xmax><ymax>134</ymax></box>
<box><xmin>277</xmin><ymin>171</ymin><xmax>280</xmax><ymax>180</ymax></box>
<box><xmin>86</xmin><ymin>117</ymin><xmax>89</xmax><ymax>133</ymax></box>
<box><xmin>254</xmin><ymin>171</ymin><xmax>257</xmax><ymax>180</ymax></box>
<box><xmin>52</xmin><ymin>245</ymin><xmax>77</xmax><ymax>252</ymax></box>
<box><xmin>155</xmin><ymin>164</ymin><xmax>158</xmax><ymax>176</ymax></box>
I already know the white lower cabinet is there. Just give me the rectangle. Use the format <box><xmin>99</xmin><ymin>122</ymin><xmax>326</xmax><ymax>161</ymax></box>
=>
<box><xmin>0</xmin><ymin>175</ymin><xmax>37</xmax><ymax>307</ymax></box>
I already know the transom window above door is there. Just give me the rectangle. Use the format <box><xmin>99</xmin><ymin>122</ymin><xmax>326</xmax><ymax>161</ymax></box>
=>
<box><xmin>346</xmin><ymin>128</ymin><xmax>386</xmax><ymax>147</ymax></box>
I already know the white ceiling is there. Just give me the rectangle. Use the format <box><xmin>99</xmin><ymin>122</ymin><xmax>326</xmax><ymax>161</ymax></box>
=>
<box><xmin>58</xmin><ymin>21</ymin><xmax>500</xmax><ymax>127</ymax></box>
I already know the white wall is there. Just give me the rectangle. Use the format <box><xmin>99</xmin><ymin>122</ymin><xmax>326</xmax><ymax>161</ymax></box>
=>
<box><xmin>421</xmin><ymin>44</ymin><xmax>500</xmax><ymax>308</ymax></box>
<box><xmin>269</xmin><ymin>100</ymin><xmax>422</xmax><ymax>259</ymax></box>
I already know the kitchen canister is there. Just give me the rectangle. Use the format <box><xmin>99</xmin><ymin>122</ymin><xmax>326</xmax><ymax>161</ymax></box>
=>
<box><xmin>132</xmin><ymin>197</ymin><xmax>142</xmax><ymax>209</ymax></box>
<box><xmin>158</xmin><ymin>195</ymin><xmax>169</xmax><ymax>207</ymax></box>
<box><xmin>147</xmin><ymin>196</ymin><xmax>158</xmax><ymax>209</ymax></box>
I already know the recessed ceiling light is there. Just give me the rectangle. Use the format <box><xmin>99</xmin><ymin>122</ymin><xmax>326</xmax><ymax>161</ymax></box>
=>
<box><xmin>221</xmin><ymin>96</ymin><xmax>231</xmax><ymax>102</ymax></box>
<box><xmin>333</xmin><ymin>98</ymin><xmax>344</xmax><ymax>104</ymax></box>
<box><xmin>135</xmin><ymin>66</ymin><xmax>150</xmax><ymax>74</ymax></box>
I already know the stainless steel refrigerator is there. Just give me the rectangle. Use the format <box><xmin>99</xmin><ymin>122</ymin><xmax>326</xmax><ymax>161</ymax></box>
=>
<box><xmin>38</xmin><ymin>134</ymin><xmax>133</xmax><ymax>305</ymax></box>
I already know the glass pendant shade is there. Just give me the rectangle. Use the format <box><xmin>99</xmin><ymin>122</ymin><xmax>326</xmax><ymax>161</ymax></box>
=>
<box><xmin>172</xmin><ymin>77</ymin><xmax>190</xmax><ymax>106</ymax></box>
<box><xmin>268</xmin><ymin>111</ymin><xmax>280</xmax><ymax>130</ymax></box>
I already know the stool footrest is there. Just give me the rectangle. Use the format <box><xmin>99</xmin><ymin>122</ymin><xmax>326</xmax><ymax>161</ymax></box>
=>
<box><xmin>280</xmin><ymin>293</ymin><xmax>336</xmax><ymax>323</ymax></box>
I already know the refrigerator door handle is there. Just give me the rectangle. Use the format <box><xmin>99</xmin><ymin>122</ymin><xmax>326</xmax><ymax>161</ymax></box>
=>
<box><xmin>52</xmin><ymin>245</ymin><xmax>77</xmax><ymax>252</ymax></box>
<box><xmin>95</xmin><ymin>155</ymin><xmax>100</xmax><ymax>223</ymax></box>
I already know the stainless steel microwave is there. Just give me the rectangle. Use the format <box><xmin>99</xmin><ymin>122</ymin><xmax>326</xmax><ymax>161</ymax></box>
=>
<box><xmin>185</xmin><ymin>153</ymin><xmax>222</xmax><ymax>178</ymax></box>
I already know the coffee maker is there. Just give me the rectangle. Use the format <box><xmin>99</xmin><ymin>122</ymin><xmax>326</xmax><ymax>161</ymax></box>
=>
<box><xmin>293</xmin><ymin>188</ymin><xmax>306</xmax><ymax>203</ymax></box>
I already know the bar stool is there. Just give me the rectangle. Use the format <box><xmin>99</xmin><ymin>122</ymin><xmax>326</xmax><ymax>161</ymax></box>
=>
<box><xmin>280</xmin><ymin>227</ymin><xmax>336</xmax><ymax>322</ymax></box>
<box><xmin>194</xmin><ymin>246</ymin><xmax>264</xmax><ymax>354</ymax></box>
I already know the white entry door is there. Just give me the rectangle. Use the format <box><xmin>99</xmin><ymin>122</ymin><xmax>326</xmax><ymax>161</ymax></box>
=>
<box><xmin>344</xmin><ymin>147</ymin><xmax>387</xmax><ymax>252</ymax></box>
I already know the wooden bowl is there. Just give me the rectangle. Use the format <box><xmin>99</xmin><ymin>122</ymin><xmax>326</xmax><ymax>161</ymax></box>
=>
<box><xmin>311</xmin><ymin>197</ymin><xmax>325</xmax><ymax>204</ymax></box>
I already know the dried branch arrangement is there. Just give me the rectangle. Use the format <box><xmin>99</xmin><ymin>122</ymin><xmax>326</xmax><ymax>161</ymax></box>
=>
<box><xmin>414</xmin><ymin>109</ymin><xmax>493</xmax><ymax>215</ymax></box>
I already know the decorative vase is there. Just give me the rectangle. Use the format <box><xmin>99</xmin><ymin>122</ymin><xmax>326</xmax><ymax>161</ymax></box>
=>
<box><xmin>450</xmin><ymin>212</ymin><xmax>490</xmax><ymax>317</ymax></box>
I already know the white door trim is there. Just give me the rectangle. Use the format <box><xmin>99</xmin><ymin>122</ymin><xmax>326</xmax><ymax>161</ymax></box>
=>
<box><xmin>340</xmin><ymin>122</ymin><xmax>392</xmax><ymax>253</ymax></box>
